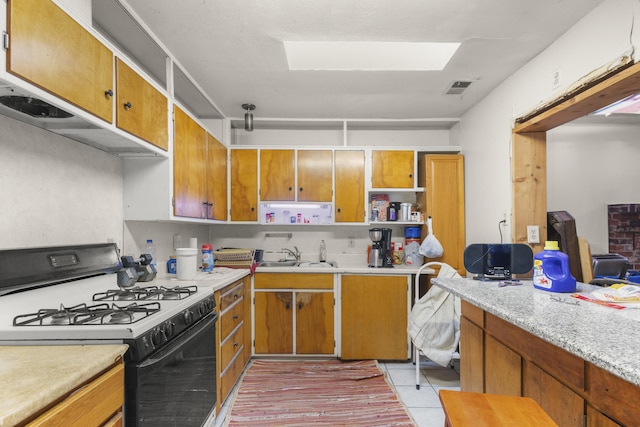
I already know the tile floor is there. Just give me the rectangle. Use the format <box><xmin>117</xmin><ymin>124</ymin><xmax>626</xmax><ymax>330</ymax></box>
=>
<box><xmin>215</xmin><ymin>356</ymin><xmax>460</xmax><ymax>427</ymax></box>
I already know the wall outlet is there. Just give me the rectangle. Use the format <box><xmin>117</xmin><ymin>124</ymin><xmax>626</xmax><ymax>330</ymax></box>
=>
<box><xmin>501</xmin><ymin>211</ymin><xmax>508</xmax><ymax>226</ymax></box>
<box><xmin>527</xmin><ymin>225</ymin><xmax>540</xmax><ymax>244</ymax></box>
<box><xmin>552</xmin><ymin>68</ymin><xmax>562</xmax><ymax>91</ymax></box>
<box><xmin>347</xmin><ymin>236</ymin><xmax>355</xmax><ymax>248</ymax></box>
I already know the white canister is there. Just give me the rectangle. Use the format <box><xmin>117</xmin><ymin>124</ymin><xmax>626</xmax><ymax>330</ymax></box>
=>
<box><xmin>176</xmin><ymin>247</ymin><xmax>198</xmax><ymax>280</ymax></box>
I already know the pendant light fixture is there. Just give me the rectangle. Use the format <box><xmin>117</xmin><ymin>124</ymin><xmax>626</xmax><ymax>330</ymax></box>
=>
<box><xmin>242</xmin><ymin>103</ymin><xmax>256</xmax><ymax>131</ymax></box>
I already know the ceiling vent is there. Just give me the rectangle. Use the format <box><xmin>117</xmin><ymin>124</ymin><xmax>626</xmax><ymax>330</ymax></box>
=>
<box><xmin>446</xmin><ymin>80</ymin><xmax>472</xmax><ymax>95</ymax></box>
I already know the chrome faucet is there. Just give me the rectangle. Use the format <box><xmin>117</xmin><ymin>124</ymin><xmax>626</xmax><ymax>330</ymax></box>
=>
<box><xmin>281</xmin><ymin>246</ymin><xmax>301</xmax><ymax>261</ymax></box>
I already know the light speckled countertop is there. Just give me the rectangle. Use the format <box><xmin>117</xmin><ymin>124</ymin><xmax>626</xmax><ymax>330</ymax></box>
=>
<box><xmin>432</xmin><ymin>278</ymin><xmax>640</xmax><ymax>387</ymax></box>
<box><xmin>0</xmin><ymin>344</ymin><xmax>128</xmax><ymax>427</ymax></box>
<box><xmin>159</xmin><ymin>265</ymin><xmax>430</xmax><ymax>282</ymax></box>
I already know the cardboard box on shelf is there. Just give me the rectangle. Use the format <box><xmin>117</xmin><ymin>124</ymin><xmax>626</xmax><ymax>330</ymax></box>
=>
<box><xmin>371</xmin><ymin>194</ymin><xmax>389</xmax><ymax>221</ymax></box>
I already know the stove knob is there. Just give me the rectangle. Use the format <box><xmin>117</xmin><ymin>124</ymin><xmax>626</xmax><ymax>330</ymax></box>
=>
<box><xmin>183</xmin><ymin>309</ymin><xmax>194</xmax><ymax>325</ymax></box>
<box><xmin>150</xmin><ymin>328</ymin><xmax>161</xmax><ymax>347</ymax></box>
<box><xmin>199</xmin><ymin>301</ymin><xmax>209</xmax><ymax>315</ymax></box>
<box><xmin>141</xmin><ymin>335</ymin><xmax>151</xmax><ymax>350</ymax></box>
<box><xmin>165</xmin><ymin>321</ymin><xmax>176</xmax><ymax>338</ymax></box>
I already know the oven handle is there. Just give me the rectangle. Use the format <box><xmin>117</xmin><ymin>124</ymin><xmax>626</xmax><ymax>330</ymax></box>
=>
<box><xmin>138</xmin><ymin>310</ymin><xmax>218</xmax><ymax>368</ymax></box>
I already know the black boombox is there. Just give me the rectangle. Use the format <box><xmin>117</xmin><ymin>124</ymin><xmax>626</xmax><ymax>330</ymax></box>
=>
<box><xmin>463</xmin><ymin>243</ymin><xmax>534</xmax><ymax>281</ymax></box>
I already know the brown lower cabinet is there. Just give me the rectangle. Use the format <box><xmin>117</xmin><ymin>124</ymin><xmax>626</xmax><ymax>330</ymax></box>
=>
<box><xmin>340</xmin><ymin>275</ymin><xmax>408</xmax><ymax>360</ymax></box>
<box><xmin>215</xmin><ymin>276</ymin><xmax>252</xmax><ymax>410</ymax></box>
<box><xmin>25</xmin><ymin>362</ymin><xmax>124</xmax><ymax>427</ymax></box>
<box><xmin>460</xmin><ymin>301</ymin><xmax>639</xmax><ymax>426</ymax></box>
<box><xmin>253</xmin><ymin>273</ymin><xmax>334</xmax><ymax>355</ymax></box>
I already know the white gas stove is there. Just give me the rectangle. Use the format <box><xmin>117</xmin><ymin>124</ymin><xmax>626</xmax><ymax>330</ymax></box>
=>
<box><xmin>0</xmin><ymin>243</ymin><xmax>221</xmax><ymax>427</ymax></box>
<box><xmin>0</xmin><ymin>245</ymin><xmax>217</xmax><ymax>363</ymax></box>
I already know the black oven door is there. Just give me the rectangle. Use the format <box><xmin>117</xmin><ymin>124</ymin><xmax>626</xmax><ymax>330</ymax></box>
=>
<box><xmin>125</xmin><ymin>310</ymin><xmax>218</xmax><ymax>427</ymax></box>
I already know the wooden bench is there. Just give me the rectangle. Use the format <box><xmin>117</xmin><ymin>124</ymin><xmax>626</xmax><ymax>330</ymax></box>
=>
<box><xmin>438</xmin><ymin>390</ymin><xmax>558</xmax><ymax>426</ymax></box>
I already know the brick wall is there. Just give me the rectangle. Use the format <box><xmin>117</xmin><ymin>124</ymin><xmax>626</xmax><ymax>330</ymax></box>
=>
<box><xmin>608</xmin><ymin>204</ymin><xmax>640</xmax><ymax>270</ymax></box>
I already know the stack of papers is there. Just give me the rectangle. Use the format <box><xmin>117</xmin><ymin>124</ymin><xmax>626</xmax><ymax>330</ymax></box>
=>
<box><xmin>569</xmin><ymin>284</ymin><xmax>640</xmax><ymax>310</ymax></box>
<box><xmin>591</xmin><ymin>284</ymin><xmax>640</xmax><ymax>303</ymax></box>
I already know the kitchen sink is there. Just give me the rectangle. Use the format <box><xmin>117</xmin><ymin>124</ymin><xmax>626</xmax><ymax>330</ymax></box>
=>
<box><xmin>297</xmin><ymin>261</ymin><xmax>338</xmax><ymax>268</ymax></box>
<box><xmin>259</xmin><ymin>260</ymin><xmax>299</xmax><ymax>267</ymax></box>
<box><xmin>258</xmin><ymin>260</ymin><xmax>338</xmax><ymax>268</ymax></box>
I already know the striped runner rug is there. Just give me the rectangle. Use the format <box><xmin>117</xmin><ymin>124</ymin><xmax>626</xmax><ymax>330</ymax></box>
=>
<box><xmin>224</xmin><ymin>359</ymin><xmax>416</xmax><ymax>426</ymax></box>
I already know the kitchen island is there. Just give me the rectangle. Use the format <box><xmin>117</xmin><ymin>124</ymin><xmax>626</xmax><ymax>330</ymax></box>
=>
<box><xmin>432</xmin><ymin>277</ymin><xmax>640</xmax><ymax>426</ymax></box>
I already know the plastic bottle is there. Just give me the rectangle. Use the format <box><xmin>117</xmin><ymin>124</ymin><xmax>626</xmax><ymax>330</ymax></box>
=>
<box><xmin>202</xmin><ymin>244</ymin><xmax>214</xmax><ymax>272</ymax></box>
<box><xmin>167</xmin><ymin>256</ymin><xmax>177</xmax><ymax>274</ymax></box>
<box><xmin>144</xmin><ymin>239</ymin><xmax>157</xmax><ymax>268</ymax></box>
<box><xmin>320</xmin><ymin>240</ymin><xmax>327</xmax><ymax>262</ymax></box>
<box><xmin>533</xmin><ymin>241</ymin><xmax>576</xmax><ymax>293</ymax></box>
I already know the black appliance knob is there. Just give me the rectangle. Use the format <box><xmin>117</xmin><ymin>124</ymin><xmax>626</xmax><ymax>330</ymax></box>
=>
<box><xmin>183</xmin><ymin>309</ymin><xmax>194</xmax><ymax>325</ymax></box>
<box><xmin>150</xmin><ymin>328</ymin><xmax>161</xmax><ymax>346</ymax></box>
<box><xmin>165</xmin><ymin>321</ymin><xmax>175</xmax><ymax>338</ymax></box>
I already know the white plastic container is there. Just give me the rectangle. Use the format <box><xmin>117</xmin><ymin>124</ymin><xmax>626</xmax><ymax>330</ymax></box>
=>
<box><xmin>176</xmin><ymin>247</ymin><xmax>198</xmax><ymax>280</ymax></box>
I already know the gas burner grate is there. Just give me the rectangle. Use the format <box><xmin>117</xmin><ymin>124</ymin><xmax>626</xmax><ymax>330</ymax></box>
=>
<box><xmin>13</xmin><ymin>302</ymin><xmax>161</xmax><ymax>326</ymax></box>
<box><xmin>93</xmin><ymin>285</ymin><xmax>198</xmax><ymax>301</ymax></box>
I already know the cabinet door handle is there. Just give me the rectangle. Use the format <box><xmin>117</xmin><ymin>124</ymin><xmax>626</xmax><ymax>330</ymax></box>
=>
<box><xmin>104</xmin><ymin>89</ymin><xmax>113</xmax><ymax>98</ymax></box>
<box><xmin>298</xmin><ymin>302</ymin><xmax>303</xmax><ymax>310</ymax></box>
<box><xmin>288</xmin><ymin>187</ymin><xmax>293</xmax><ymax>191</ymax></box>
<box><xmin>233</xmin><ymin>342</ymin><xmax>239</xmax><ymax>348</ymax></box>
<box><xmin>299</xmin><ymin>187</ymin><xmax>303</xmax><ymax>192</ymax></box>
<box><xmin>251</xmin><ymin>207</ymin><xmax>255</xmax><ymax>212</ymax></box>
<box><xmin>233</xmin><ymin>293</ymin><xmax>239</xmax><ymax>299</ymax></box>
<box><xmin>285</xmin><ymin>302</ymin><xmax>291</xmax><ymax>309</ymax></box>
<box><xmin>123</xmin><ymin>101</ymin><xmax>132</xmax><ymax>110</ymax></box>
<box><xmin>337</xmin><ymin>208</ymin><xmax>341</xmax><ymax>213</ymax></box>
<box><xmin>233</xmin><ymin>315</ymin><xmax>239</xmax><ymax>320</ymax></box>
<box><xmin>409</xmin><ymin>173</ymin><xmax>413</xmax><ymax>178</ymax></box>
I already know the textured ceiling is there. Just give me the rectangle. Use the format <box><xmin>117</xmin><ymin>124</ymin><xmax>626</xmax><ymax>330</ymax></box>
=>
<box><xmin>118</xmin><ymin>0</ymin><xmax>603</xmax><ymax>121</ymax></box>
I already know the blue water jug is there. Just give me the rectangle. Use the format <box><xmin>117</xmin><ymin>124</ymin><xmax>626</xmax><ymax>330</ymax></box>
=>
<box><xmin>533</xmin><ymin>241</ymin><xmax>576</xmax><ymax>293</ymax></box>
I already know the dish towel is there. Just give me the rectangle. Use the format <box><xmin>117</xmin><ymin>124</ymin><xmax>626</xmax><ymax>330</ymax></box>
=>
<box><xmin>408</xmin><ymin>263</ymin><xmax>462</xmax><ymax>367</ymax></box>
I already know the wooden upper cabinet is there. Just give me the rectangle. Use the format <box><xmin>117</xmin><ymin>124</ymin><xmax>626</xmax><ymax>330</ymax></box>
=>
<box><xmin>230</xmin><ymin>149</ymin><xmax>258</xmax><ymax>221</ymax></box>
<box><xmin>115</xmin><ymin>58</ymin><xmax>168</xmax><ymax>151</ymax></box>
<box><xmin>207</xmin><ymin>134</ymin><xmax>227</xmax><ymax>220</ymax></box>
<box><xmin>173</xmin><ymin>106</ymin><xmax>207</xmax><ymax>218</ymax></box>
<box><xmin>297</xmin><ymin>150</ymin><xmax>332</xmax><ymax>202</ymax></box>
<box><xmin>7</xmin><ymin>0</ymin><xmax>113</xmax><ymax>122</ymax></box>
<box><xmin>260</xmin><ymin>150</ymin><xmax>295</xmax><ymax>201</ymax></box>
<box><xmin>371</xmin><ymin>150</ymin><xmax>415</xmax><ymax>188</ymax></box>
<box><xmin>334</xmin><ymin>150</ymin><xmax>365</xmax><ymax>222</ymax></box>
<box><xmin>419</xmin><ymin>154</ymin><xmax>465</xmax><ymax>274</ymax></box>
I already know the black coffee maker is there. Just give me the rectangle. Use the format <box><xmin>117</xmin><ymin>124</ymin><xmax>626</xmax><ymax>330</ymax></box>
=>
<box><xmin>369</xmin><ymin>227</ymin><xmax>394</xmax><ymax>268</ymax></box>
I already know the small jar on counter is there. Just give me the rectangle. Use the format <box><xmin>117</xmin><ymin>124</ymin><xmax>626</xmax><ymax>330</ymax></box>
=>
<box><xmin>202</xmin><ymin>244</ymin><xmax>214</xmax><ymax>272</ymax></box>
<box><xmin>167</xmin><ymin>256</ymin><xmax>177</xmax><ymax>274</ymax></box>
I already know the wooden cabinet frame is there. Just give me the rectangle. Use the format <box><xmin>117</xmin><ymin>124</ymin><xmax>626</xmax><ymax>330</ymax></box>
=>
<box><xmin>512</xmin><ymin>62</ymin><xmax>640</xmax><ymax>251</ymax></box>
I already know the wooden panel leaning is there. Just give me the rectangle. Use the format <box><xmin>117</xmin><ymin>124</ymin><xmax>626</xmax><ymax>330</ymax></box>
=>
<box><xmin>438</xmin><ymin>390</ymin><xmax>558</xmax><ymax>427</ymax></box>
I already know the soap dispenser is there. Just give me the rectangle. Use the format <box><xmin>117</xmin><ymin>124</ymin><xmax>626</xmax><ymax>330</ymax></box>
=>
<box><xmin>320</xmin><ymin>240</ymin><xmax>327</xmax><ymax>262</ymax></box>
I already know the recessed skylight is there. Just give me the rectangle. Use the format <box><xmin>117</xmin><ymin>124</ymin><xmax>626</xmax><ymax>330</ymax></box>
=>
<box><xmin>283</xmin><ymin>41</ymin><xmax>460</xmax><ymax>71</ymax></box>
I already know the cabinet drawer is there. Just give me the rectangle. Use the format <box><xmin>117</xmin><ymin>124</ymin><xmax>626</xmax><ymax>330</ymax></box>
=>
<box><xmin>221</xmin><ymin>324</ymin><xmax>244</xmax><ymax>369</ymax></box>
<box><xmin>220</xmin><ymin>281</ymin><xmax>244</xmax><ymax>311</ymax></box>
<box><xmin>26</xmin><ymin>363</ymin><xmax>124</xmax><ymax>427</ymax></box>
<box><xmin>255</xmin><ymin>273</ymin><xmax>333</xmax><ymax>289</ymax></box>
<box><xmin>220</xmin><ymin>302</ymin><xmax>244</xmax><ymax>341</ymax></box>
<box><xmin>461</xmin><ymin>300</ymin><xmax>484</xmax><ymax>327</ymax></box>
<box><xmin>220</xmin><ymin>352</ymin><xmax>246</xmax><ymax>403</ymax></box>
